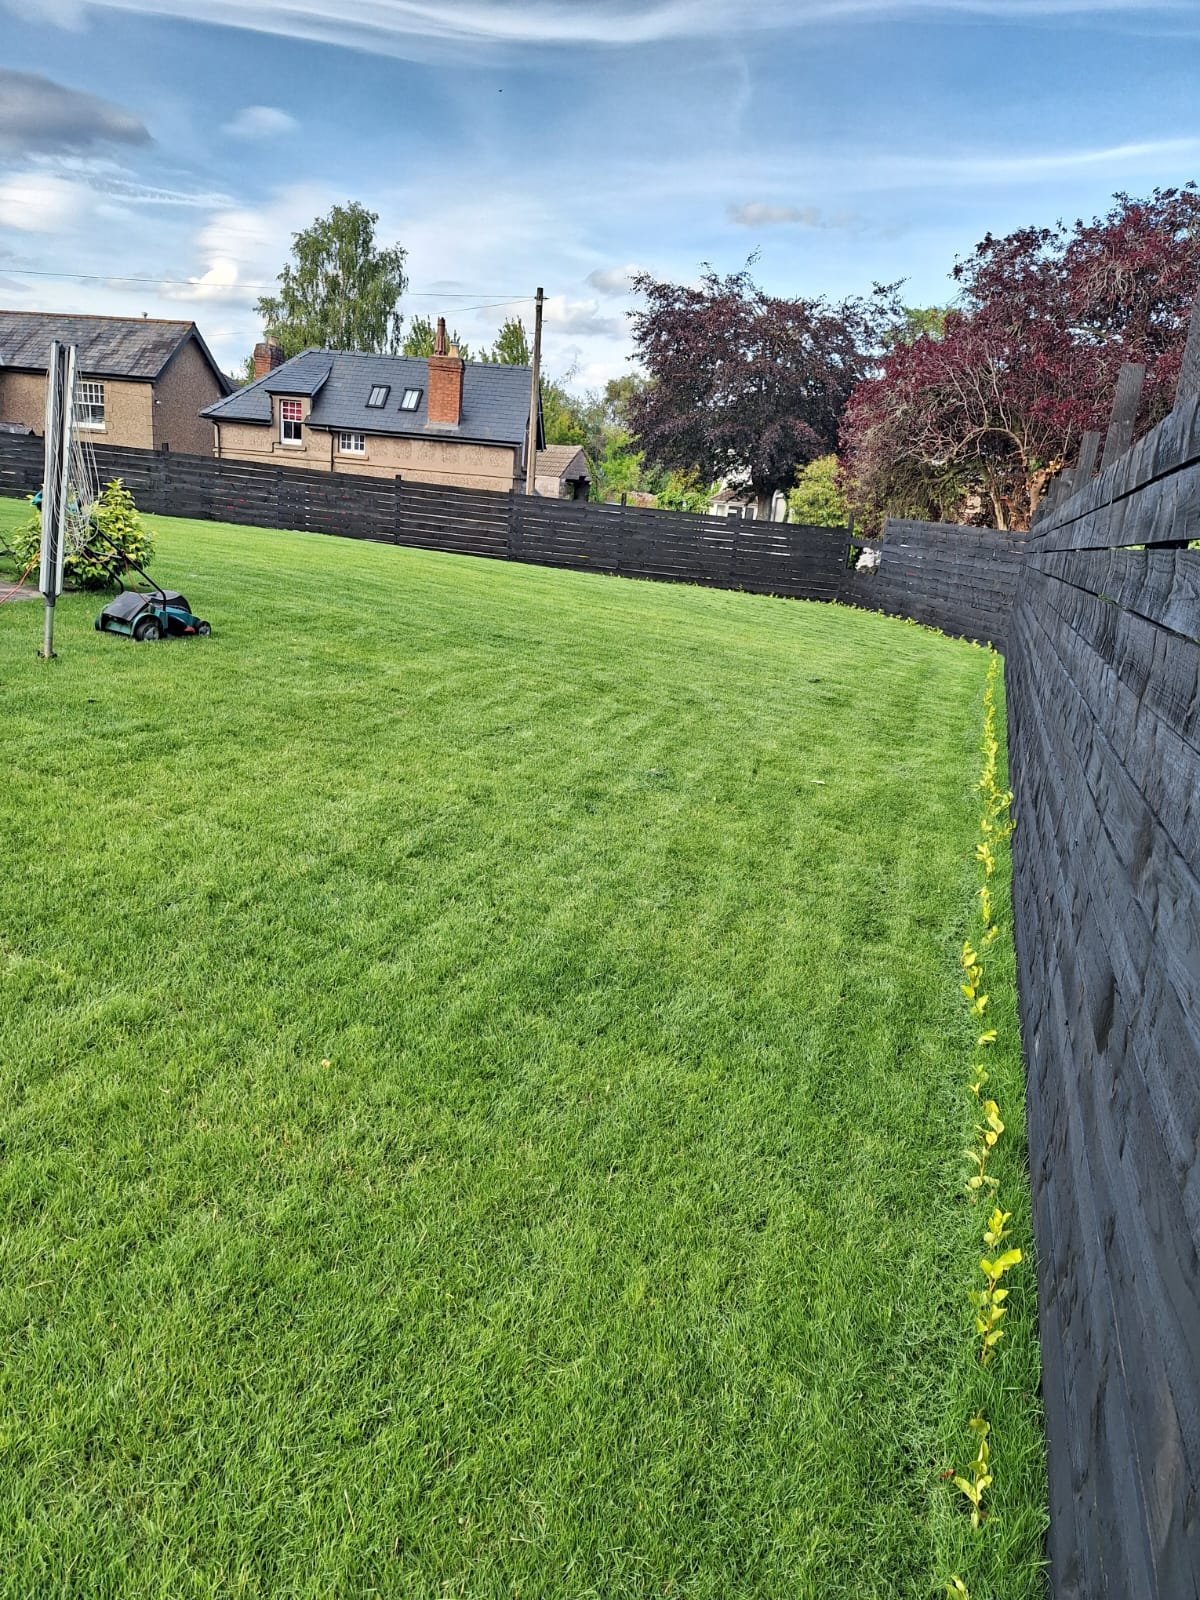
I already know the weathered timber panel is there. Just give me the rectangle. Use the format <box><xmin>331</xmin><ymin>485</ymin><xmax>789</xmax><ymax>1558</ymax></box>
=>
<box><xmin>839</xmin><ymin>519</ymin><xmax>1026</xmax><ymax>647</ymax></box>
<box><xmin>1008</xmin><ymin>388</ymin><xmax>1200</xmax><ymax>1599</ymax></box>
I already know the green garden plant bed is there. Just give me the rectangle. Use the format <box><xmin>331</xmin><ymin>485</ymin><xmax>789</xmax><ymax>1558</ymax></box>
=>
<box><xmin>0</xmin><ymin>501</ymin><xmax>1045</xmax><ymax>1598</ymax></box>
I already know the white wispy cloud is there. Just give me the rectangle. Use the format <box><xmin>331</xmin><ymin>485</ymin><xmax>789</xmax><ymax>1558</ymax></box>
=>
<box><xmin>729</xmin><ymin>202</ymin><xmax>836</xmax><ymax>226</ymax></box>
<box><xmin>0</xmin><ymin>172</ymin><xmax>80</xmax><ymax>233</ymax></box>
<box><xmin>895</xmin><ymin>136</ymin><xmax>1200</xmax><ymax>183</ymax></box>
<box><xmin>157</xmin><ymin>257</ymin><xmax>248</xmax><ymax>304</ymax></box>
<box><xmin>177</xmin><ymin>181</ymin><xmax>334</xmax><ymax>302</ymax></box>
<box><xmin>222</xmin><ymin>105</ymin><xmax>299</xmax><ymax>139</ymax></box>
<box><xmin>0</xmin><ymin>157</ymin><xmax>232</xmax><ymax>233</ymax></box>
<box><xmin>542</xmin><ymin>294</ymin><xmax>624</xmax><ymax>338</ymax></box>
<box><xmin>31</xmin><ymin>0</ymin><xmax>1191</xmax><ymax>58</ymax></box>
<box><xmin>586</xmin><ymin>263</ymin><xmax>648</xmax><ymax>295</ymax></box>
<box><xmin>601</xmin><ymin>135</ymin><xmax>1200</xmax><ymax>208</ymax></box>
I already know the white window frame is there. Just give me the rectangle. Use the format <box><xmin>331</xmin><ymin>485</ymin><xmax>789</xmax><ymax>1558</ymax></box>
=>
<box><xmin>280</xmin><ymin>398</ymin><xmax>303</xmax><ymax>444</ymax></box>
<box><xmin>75</xmin><ymin>379</ymin><xmax>106</xmax><ymax>431</ymax></box>
<box><xmin>399</xmin><ymin>388</ymin><xmax>422</xmax><ymax>412</ymax></box>
<box><xmin>337</xmin><ymin>431</ymin><xmax>365</xmax><ymax>455</ymax></box>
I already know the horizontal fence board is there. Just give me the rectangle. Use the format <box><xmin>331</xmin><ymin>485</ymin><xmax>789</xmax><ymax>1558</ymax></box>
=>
<box><xmin>1007</xmin><ymin>385</ymin><xmax>1200</xmax><ymax>1597</ymax></box>
<box><xmin>1034</xmin><ymin>391</ymin><xmax>1200</xmax><ymax>546</ymax></box>
<box><xmin>838</xmin><ymin>518</ymin><xmax>1025</xmax><ymax>647</ymax></box>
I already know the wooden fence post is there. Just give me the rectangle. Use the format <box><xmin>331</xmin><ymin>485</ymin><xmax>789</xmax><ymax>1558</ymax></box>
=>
<box><xmin>391</xmin><ymin>476</ymin><xmax>403</xmax><ymax>545</ymax></box>
<box><xmin>1100</xmin><ymin>361</ymin><xmax>1147</xmax><ymax>471</ymax></box>
<box><xmin>507</xmin><ymin>490</ymin><xmax>521</xmax><ymax>561</ymax></box>
<box><xmin>1176</xmin><ymin>287</ymin><xmax>1200</xmax><ymax>404</ymax></box>
<box><xmin>1072</xmin><ymin>429</ymin><xmax>1102</xmax><ymax>492</ymax></box>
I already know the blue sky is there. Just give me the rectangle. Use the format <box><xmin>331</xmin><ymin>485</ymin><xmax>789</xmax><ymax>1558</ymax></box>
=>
<box><xmin>1</xmin><ymin>0</ymin><xmax>1198</xmax><ymax>389</ymax></box>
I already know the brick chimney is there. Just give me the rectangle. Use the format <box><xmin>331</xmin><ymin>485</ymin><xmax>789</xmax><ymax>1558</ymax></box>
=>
<box><xmin>252</xmin><ymin>338</ymin><xmax>285</xmax><ymax>380</ymax></box>
<box><xmin>426</xmin><ymin>316</ymin><xmax>464</xmax><ymax>427</ymax></box>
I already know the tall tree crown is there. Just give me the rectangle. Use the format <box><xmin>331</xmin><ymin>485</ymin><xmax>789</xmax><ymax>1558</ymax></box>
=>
<box><xmin>256</xmin><ymin>202</ymin><xmax>408</xmax><ymax>357</ymax></box>
<box><xmin>626</xmin><ymin>264</ymin><xmax>898</xmax><ymax>501</ymax></box>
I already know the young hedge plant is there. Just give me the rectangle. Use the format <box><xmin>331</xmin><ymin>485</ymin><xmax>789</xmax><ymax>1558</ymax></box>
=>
<box><xmin>12</xmin><ymin>478</ymin><xmax>153</xmax><ymax>590</ymax></box>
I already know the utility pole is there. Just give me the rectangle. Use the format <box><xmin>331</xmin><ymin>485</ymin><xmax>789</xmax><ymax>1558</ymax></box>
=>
<box><xmin>525</xmin><ymin>286</ymin><xmax>544</xmax><ymax>497</ymax></box>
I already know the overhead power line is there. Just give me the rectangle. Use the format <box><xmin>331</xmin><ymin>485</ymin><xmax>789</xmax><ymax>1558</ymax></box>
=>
<box><xmin>2</xmin><ymin>265</ymin><xmax>536</xmax><ymax>310</ymax></box>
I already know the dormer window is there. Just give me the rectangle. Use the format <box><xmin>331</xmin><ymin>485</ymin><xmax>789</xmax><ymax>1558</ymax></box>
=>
<box><xmin>280</xmin><ymin>398</ymin><xmax>303</xmax><ymax>443</ymax></box>
<box><xmin>367</xmin><ymin>385</ymin><xmax>389</xmax><ymax>408</ymax></box>
<box><xmin>400</xmin><ymin>388</ymin><xmax>421</xmax><ymax>411</ymax></box>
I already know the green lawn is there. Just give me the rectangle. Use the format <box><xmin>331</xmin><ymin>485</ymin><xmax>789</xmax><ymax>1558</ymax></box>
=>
<box><xmin>0</xmin><ymin>500</ymin><xmax>1045</xmax><ymax>1598</ymax></box>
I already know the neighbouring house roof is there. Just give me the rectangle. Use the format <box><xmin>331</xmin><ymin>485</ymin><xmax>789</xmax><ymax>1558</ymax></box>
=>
<box><xmin>203</xmin><ymin>349</ymin><xmax>540</xmax><ymax>449</ymax></box>
<box><xmin>0</xmin><ymin>310</ymin><xmax>233</xmax><ymax>393</ymax></box>
<box><xmin>535</xmin><ymin>445</ymin><xmax>590</xmax><ymax>482</ymax></box>
<box><xmin>258</xmin><ymin>351</ymin><xmax>333</xmax><ymax>398</ymax></box>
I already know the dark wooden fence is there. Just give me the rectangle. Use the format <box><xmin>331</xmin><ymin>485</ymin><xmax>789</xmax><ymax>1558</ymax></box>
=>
<box><xmin>0</xmin><ymin>434</ymin><xmax>850</xmax><ymax>603</ymax></box>
<box><xmin>839</xmin><ymin>519</ymin><xmax>1025</xmax><ymax>648</ymax></box>
<box><xmin>0</xmin><ymin>433</ymin><xmax>1028</xmax><ymax>622</ymax></box>
<box><xmin>1007</xmin><ymin>388</ymin><xmax>1200</xmax><ymax>1596</ymax></box>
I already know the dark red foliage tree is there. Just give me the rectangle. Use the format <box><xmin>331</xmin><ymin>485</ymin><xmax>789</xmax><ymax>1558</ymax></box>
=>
<box><xmin>842</xmin><ymin>186</ymin><xmax>1200</xmax><ymax>531</ymax></box>
<box><xmin>627</xmin><ymin>265</ymin><xmax>899</xmax><ymax>506</ymax></box>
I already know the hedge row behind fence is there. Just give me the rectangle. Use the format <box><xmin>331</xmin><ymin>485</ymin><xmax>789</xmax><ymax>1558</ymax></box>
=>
<box><xmin>0</xmin><ymin>431</ymin><xmax>1024</xmax><ymax>641</ymax></box>
<box><xmin>1007</xmin><ymin>390</ymin><xmax>1200</xmax><ymax>1598</ymax></box>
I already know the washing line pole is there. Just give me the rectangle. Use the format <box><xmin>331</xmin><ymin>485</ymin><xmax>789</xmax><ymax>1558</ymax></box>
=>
<box><xmin>39</xmin><ymin>341</ymin><xmax>75</xmax><ymax>660</ymax></box>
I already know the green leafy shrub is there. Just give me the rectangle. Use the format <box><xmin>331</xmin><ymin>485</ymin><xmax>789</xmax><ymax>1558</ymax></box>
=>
<box><xmin>11</xmin><ymin>479</ymin><xmax>154</xmax><ymax>589</ymax></box>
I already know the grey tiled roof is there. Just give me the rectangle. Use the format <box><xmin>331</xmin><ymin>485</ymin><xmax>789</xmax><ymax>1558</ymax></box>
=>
<box><xmin>203</xmin><ymin>349</ymin><xmax>534</xmax><ymax>446</ymax></box>
<box><xmin>536</xmin><ymin>445</ymin><xmax>590</xmax><ymax>480</ymax></box>
<box><xmin>0</xmin><ymin>310</ymin><xmax>232</xmax><ymax>391</ymax></box>
<box><xmin>260</xmin><ymin>352</ymin><xmax>332</xmax><ymax>398</ymax></box>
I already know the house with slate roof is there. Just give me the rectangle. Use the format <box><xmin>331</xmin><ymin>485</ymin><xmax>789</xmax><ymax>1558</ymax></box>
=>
<box><xmin>0</xmin><ymin>310</ymin><xmax>233</xmax><ymax>456</ymax></box>
<box><xmin>203</xmin><ymin>320</ymin><xmax>542</xmax><ymax>494</ymax></box>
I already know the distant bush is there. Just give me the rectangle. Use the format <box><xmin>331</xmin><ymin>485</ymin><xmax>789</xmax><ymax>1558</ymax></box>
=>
<box><xmin>787</xmin><ymin>455</ymin><xmax>849</xmax><ymax>528</ymax></box>
<box><xmin>12</xmin><ymin>478</ymin><xmax>154</xmax><ymax>589</ymax></box>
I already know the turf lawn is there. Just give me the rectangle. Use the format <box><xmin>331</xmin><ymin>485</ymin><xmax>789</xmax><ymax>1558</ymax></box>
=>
<box><xmin>0</xmin><ymin>499</ymin><xmax>1045</xmax><ymax>1598</ymax></box>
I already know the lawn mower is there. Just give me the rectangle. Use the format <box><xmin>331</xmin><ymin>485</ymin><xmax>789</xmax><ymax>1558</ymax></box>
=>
<box><xmin>93</xmin><ymin>550</ymin><xmax>210</xmax><ymax>642</ymax></box>
<box><xmin>95</xmin><ymin>582</ymin><xmax>211</xmax><ymax>642</ymax></box>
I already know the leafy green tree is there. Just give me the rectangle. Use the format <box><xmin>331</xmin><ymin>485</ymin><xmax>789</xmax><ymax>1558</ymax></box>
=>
<box><xmin>885</xmin><ymin>306</ymin><xmax>950</xmax><ymax>347</ymax></box>
<box><xmin>256</xmin><ymin>203</ymin><xmax>408</xmax><ymax>357</ymax></box>
<box><xmin>787</xmin><ymin>455</ymin><xmax>850</xmax><ymax>527</ymax></box>
<box><xmin>598</xmin><ymin>374</ymin><xmax>644</xmax><ymax>431</ymax></box>
<box><xmin>481</xmin><ymin>316</ymin><xmax>531</xmax><ymax>365</ymax></box>
<box><xmin>596</xmin><ymin>430</ymin><xmax>644</xmax><ymax>497</ymax></box>
<box><xmin>401</xmin><ymin>314</ymin><xmax>471</xmax><ymax>363</ymax></box>
<box><xmin>540</xmin><ymin>376</ymin><xmax>587</xmax><ymax>446</ymax></box>
<box><xmin>652</xmin><ymin>468</ymin><xmax>712</xmax><ymax>513</ymax></box>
